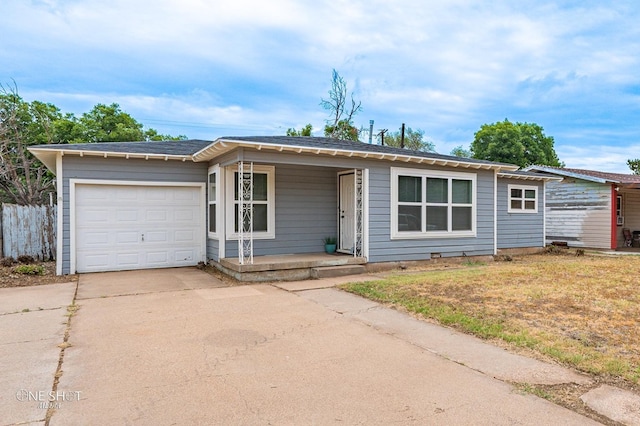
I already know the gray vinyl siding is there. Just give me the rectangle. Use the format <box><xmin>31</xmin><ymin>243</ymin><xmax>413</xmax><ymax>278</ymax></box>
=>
<box><xmin>60</xmin><ymin>156</ymin><xmax>207</xmax><ymax>274</ymax></box>
<box><xmin>544</xmin><ymin>179</ymin><xmax>612</xmax><ymax>249</ymax></box>
<box><xmin>368</xmin><ymin>166</ymin><xmax>496</xmax><ymax>262</ymax></box>
<box><xmin>214</xmin><ymin>148</ymin><xmax>498</xmax><ymax>262</ymax></box>
<box><xmin>496</xmin><ymin>179</ymin><xmax>544</xmax><ymax>249</ymax></box>
<box><xmin>207</xmin><ymin>238</ymin><xmax>219</xmax><ymax>262</ymax></box>
<box><xmin>224</xmin><ymin>164</ymin><xmax>337</xmax><ymax>257</ymax></box>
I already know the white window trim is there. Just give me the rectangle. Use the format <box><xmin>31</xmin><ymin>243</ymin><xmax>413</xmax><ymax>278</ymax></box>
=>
<box><xmin>390</xmin><ymin>167</ymin><xmax>477</xmax><ymax>239</ymax></box>
<box><xmin>508</xmin><ymin>184</ymin><xmax>538</xmax><ymax>214</ymax></box>
<box><xmin>225</xmin><ymin>165</ymin><xmax>275</xmax><ymax>240</ymax></box>
<box><xmin>207</xmin><ymin>164</ymin><xmax>220</xmax><ymax>239</ymax></box>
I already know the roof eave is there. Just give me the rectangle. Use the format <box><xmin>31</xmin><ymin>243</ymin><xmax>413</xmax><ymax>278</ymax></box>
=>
<box><xmin>28</xmin><ymin>147</ymin><xmax>58</xmax><ymax>172</ymax></box>
<box><xmin>29</xmin><ymin>146</ymin><xmax>193</xmax><ymax>171</ymax></box>
<box><xmin>524</xmin><ymin>165</ymin><xmax>614</xmax><ymax>184</ymax></box>
<box><xmin>194</xmin><ymin>138</ymin><xmax>519</xmax><ymax>172</ymax></box>
<box><xmin>497</xmin><ymin>172</ymin><xmax>563</xmax><ymax>182</ymax></box>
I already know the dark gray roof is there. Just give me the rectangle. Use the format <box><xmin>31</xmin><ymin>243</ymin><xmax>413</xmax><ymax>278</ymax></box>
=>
<box><xmin>220</xmin><ymin>136</ymin><xmax>516</xmax><ymax>167</ymax></box>
<box><xmin>31</xmin><ymin>136</ymin><xmax>521</xmax><ymax>171</ymax></box>
<box><xmin>32</xmin><ymin>139</ymin><xmax>212</xmax><ymax>156</ymax></box>
<box><xmin>527</xmin><ymin>165</ymin><xmax>640</xmax><ymax>184</ymax></box>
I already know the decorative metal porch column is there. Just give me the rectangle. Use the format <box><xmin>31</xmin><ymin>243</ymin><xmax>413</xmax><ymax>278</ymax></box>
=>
<box><xmin>238</xmin><ymin>161</ymin><xmax>254</xmax><ymax>265</ymax></box>
<box><xmin>354</xmin><ymin>169</ymin><xmax>364</xmax><ymax>257</ymax></box>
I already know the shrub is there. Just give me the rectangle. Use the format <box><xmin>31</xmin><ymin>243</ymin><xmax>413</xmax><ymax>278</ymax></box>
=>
<box><xmin>13</xmin><ymin>264</ymin><xmax>45</xmax><ymax>275</ymax></box>
<box><xmin>494</xmin><ymin>254</ymin><xmax>513</xmax><ymax>262</ymax></box>
<box><xmin>323</xmin><ymin>236</ymin><xmax>337</xmax><ymax>245</ymax></box>
<box><xmin>542</xmin><ymin>245</ymin><xmax>566</xmax><ymax>255</ymax></box>
<box><xmin>17</xmin><ymin>255</ymin><xmax>35</xmax><ymax>264</ymax></box>
<box><xmin>0</xmin><ymin>257</ymin><xmax>16</xmax><ymax>267</ymax></box>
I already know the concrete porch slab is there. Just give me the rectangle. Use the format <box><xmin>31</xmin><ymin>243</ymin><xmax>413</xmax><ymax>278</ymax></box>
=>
<box><xmin>219</xmin><ymin>252</ymin><xmax>367</xmax><ymax>273</ymax></box>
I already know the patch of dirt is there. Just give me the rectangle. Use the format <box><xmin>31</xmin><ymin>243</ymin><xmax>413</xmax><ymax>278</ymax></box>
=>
<box><xmin>0</xmin><ymin>261</ymin><xmax>78</xmax><ymax>288</ymax></box>
<box><xmin>516</xmin><ymin>378</ymin><xmax>636</xmax><ymax>426</ymax></box>
<box><xmin>198</xmin><ymin>263</ymin><xmax>243</xmax><ymax>286</ymax></box>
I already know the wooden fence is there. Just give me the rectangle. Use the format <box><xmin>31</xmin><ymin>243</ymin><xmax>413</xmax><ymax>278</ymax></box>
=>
<box><xmin>0</xmin><ymin>204</ymin><xmax>56</xmax><ymax>260</ymax></box>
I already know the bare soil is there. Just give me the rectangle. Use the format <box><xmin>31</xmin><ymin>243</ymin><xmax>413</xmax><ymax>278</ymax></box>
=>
<box><xmin>0</xmin><ymin>261</ymin><xmax>78</xmax><ymax>288</ymax></box>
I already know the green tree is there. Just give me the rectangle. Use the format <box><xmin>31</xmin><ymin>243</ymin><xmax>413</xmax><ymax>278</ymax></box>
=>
<box><xmin>470</xmin><ymin>119</ymin><xmax>563</xmax><ymax>168</ymax></box>
<box><xmin>450</xmin><ymin>145</ymin><xmax>471</xmax><ymax>158</ymax></box>
<box><xmin>382</xmin><ymin>126</ymin><xmax>435</xmax><ymax>152</ymax></box>
<box><xmin>286</xmin><ymin>124</ymin><xmax>313</xmax><ymax>137</ymax></box>
<box><xmin>0</xmin><ymin>84</ymin><xmax>56</xmax><ymax>204</ymax></box>
<box><xmin>68</xmin><ymin>103</ymin><xmax>185</xmax><ymax>143</ymax></box>
<box><xmin>73</xmin><ymin>103</ymin><xmax>145</xmax><ymax>143</ymax></box>
<box><xmin>321</xmin><ymin>70</ymin><xmax>361</xmax><ymax>141</ymax></box>
<box><xmin>627</xmin><ymin>159</ymin><xmax>640</xmax><ymax>175</ymax></box>
<box><xmin>324</xmin><ymin>119</ymin><xmax>359</xmax><ymax>141</ymax></box>
<box><xmin>143</xmin><ymin>128</ymin><xmax>186</xmax><ymax>141</ymax></box>
<box><xmin>0</xmin><ymin>82</ymin><xmax>187</xmax><ymax>204</ymax></box>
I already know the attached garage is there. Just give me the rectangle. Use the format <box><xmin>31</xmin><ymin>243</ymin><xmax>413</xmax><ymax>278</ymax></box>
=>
<box><xmin>71</xmin><ymin>181</ymin><xmax>206</xmax><ymax>273</ymax></box>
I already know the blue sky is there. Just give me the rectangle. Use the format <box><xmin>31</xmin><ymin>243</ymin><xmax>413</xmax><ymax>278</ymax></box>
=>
<box><xmin>2</xmin><ymin>0</ymin><xmax>639</xmax><ymax>172</ymax></box>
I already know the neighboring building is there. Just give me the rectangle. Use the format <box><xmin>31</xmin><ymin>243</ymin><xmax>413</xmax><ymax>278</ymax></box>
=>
<box><xmin>30</xmin><ymin>137</ymin><xmax>557</xmax><ymax>279</ymax></box>
<box><xmin>526</xmin><ymin>166</ymin><xmax>640</xmax><ymax>249</ymax></box>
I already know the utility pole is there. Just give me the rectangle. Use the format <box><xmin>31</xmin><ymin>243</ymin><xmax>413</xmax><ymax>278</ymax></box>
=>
<box><xmin>378</xmin><ymin>129</ymin><xmax>388</xmax><ymax>146</ymax></box>
<box><xmin>400</xmin><ymin>123</ymin><xmax>405</xmax><ymax>149</ymax></box>
<box><xmin>368</xmin><ymin>120</ymin><xmax>374</xmax><ymax>144</ymax></box>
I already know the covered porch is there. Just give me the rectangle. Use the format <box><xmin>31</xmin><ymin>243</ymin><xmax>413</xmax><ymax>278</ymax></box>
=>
<box><xmin>616</xmin><ymin>186</ymin><xmax>640</xmax><ymax>248</ymax></box>
<box><xmin>206</xmin><ymin>149</ymin><xmax>370</xmax><ymax>280</ymax></box>
<box><xmin>218</xmin><ymin>252</ymin><xmax>368</xmax><ymax>282</ymax></box>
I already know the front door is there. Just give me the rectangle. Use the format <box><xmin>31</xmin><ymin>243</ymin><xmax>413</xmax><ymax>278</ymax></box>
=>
<box><xmin>339</xmin><ymin>172</ymin><xmax>355</xmax><ymax>253</ymax></box>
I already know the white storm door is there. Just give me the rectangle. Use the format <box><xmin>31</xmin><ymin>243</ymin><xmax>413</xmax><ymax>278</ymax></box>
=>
<box><xmin>339</xmin><ymin>173</ymin><xmax>355</xmax><ymax>253</ymax></box>
<box><xmin>74</xmin><ymin>183</ymin><xmax>203</xmax><ymax>273</ymax></box>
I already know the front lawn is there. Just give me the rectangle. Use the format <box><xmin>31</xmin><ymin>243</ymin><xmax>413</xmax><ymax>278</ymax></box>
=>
<box><xmin>342</xmin><ymin>252</ymin><xmax>640</xmax><ymax>386</ymax></box>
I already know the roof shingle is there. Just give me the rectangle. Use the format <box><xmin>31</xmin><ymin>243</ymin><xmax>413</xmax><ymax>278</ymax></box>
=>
<box><xmin>528</xmin><ymin>165</ymin><xmax>640</xmax><ymax>184</ymax></box>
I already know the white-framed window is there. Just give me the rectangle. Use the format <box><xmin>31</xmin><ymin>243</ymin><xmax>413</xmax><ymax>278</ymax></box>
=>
<box><xmin>391</xmin><ymin>167</ymin><xmax>476</xmax><ymax>239</ymax></box>
<box><xmin>207</xmin><ymin>165</ymin><xmax>219</xmax><ymax>238</ymax></box>
<box><xmin>616</xmin><ymin>195</ymin><xmax>623</xmax><ymax>226</ymax></box>
<box><xmin>508</xmin><ymin>184</ymin><xmax>538</xmax><ymax>213</ymax></box>
<box><xmin>225</xmin><ymin>165</ymin><xmax>275</xmax><ymax>239</ymax></box>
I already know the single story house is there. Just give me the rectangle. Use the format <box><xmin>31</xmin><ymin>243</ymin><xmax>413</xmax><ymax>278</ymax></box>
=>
<box><xmin>526</xmin><ymin>165</ymin><xmax>640</xmax><ymax>249</ymax></box>
<box><xmin>29</xmin><ymin>137</ymin><xmax>558</xmax><ymax>279</ymax></box>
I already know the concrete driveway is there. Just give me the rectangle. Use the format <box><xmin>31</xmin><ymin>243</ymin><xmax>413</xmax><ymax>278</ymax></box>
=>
<box><xmin>2</xmin><ymin>267</ymin><xmax>616</xmax><ymax>425</ymax></box>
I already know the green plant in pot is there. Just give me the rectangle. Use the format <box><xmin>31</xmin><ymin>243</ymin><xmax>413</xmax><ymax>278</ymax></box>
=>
<box><xmin>323</xmin><ymin>236</ymin><xmax>337</xmax><ymax>254</ymax></box>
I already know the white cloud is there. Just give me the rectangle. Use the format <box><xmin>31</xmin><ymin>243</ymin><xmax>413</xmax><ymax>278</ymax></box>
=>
<box><xmin>3</xmin><ymin>0</ymin><xmax>640</xmax><ymax>171</ymax></box>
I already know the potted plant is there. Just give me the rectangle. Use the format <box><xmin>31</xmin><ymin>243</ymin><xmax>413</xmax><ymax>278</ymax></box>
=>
<box><xmin>323</xmin><ymin>236</ymin><xmax>337</xmax><ymax>254</ymax></box>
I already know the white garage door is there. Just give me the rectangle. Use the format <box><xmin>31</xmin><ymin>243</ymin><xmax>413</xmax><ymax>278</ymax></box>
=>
<box><xmin>74</xmin><ymin>184</ymin><xmax>204</xmax><ymax>273</ymax></box>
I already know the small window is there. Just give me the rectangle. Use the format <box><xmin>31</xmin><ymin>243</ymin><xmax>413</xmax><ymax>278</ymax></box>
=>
<box><xmin>207</xmin><ymin>165</ymin><xmax>219</xmax><ymax>237</ymax></box>
<box><xmin>508</xmin><ymin>185</ymin><xmax>538</xmax><ymax>213</ymax></box>
<box><xmin>225</xmin><ymin>165</ymin><xmax>275</xmax><ymax>239</ymax></box>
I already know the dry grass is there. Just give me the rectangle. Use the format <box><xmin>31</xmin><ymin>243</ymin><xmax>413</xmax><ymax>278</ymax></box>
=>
<box><xmin>342</xmin><ymin>252</ymin><xmax>640</xmax><ymax>386</ymax></box>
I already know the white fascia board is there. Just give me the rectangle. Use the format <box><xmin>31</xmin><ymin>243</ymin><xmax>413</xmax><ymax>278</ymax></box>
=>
<box><xmin>29</xmin><ymin>147</ymin><xmax>191</xmax><ymax>170</ymax></box>
<box><xmin>197</xmin><ymin>138</ymin><xmax>519</xmax><ymax>172</ymax></box>
<box><xmin>497</xmin><ymin>172</ymin><xmax>563</xmax><ymax>182</ymax></box>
